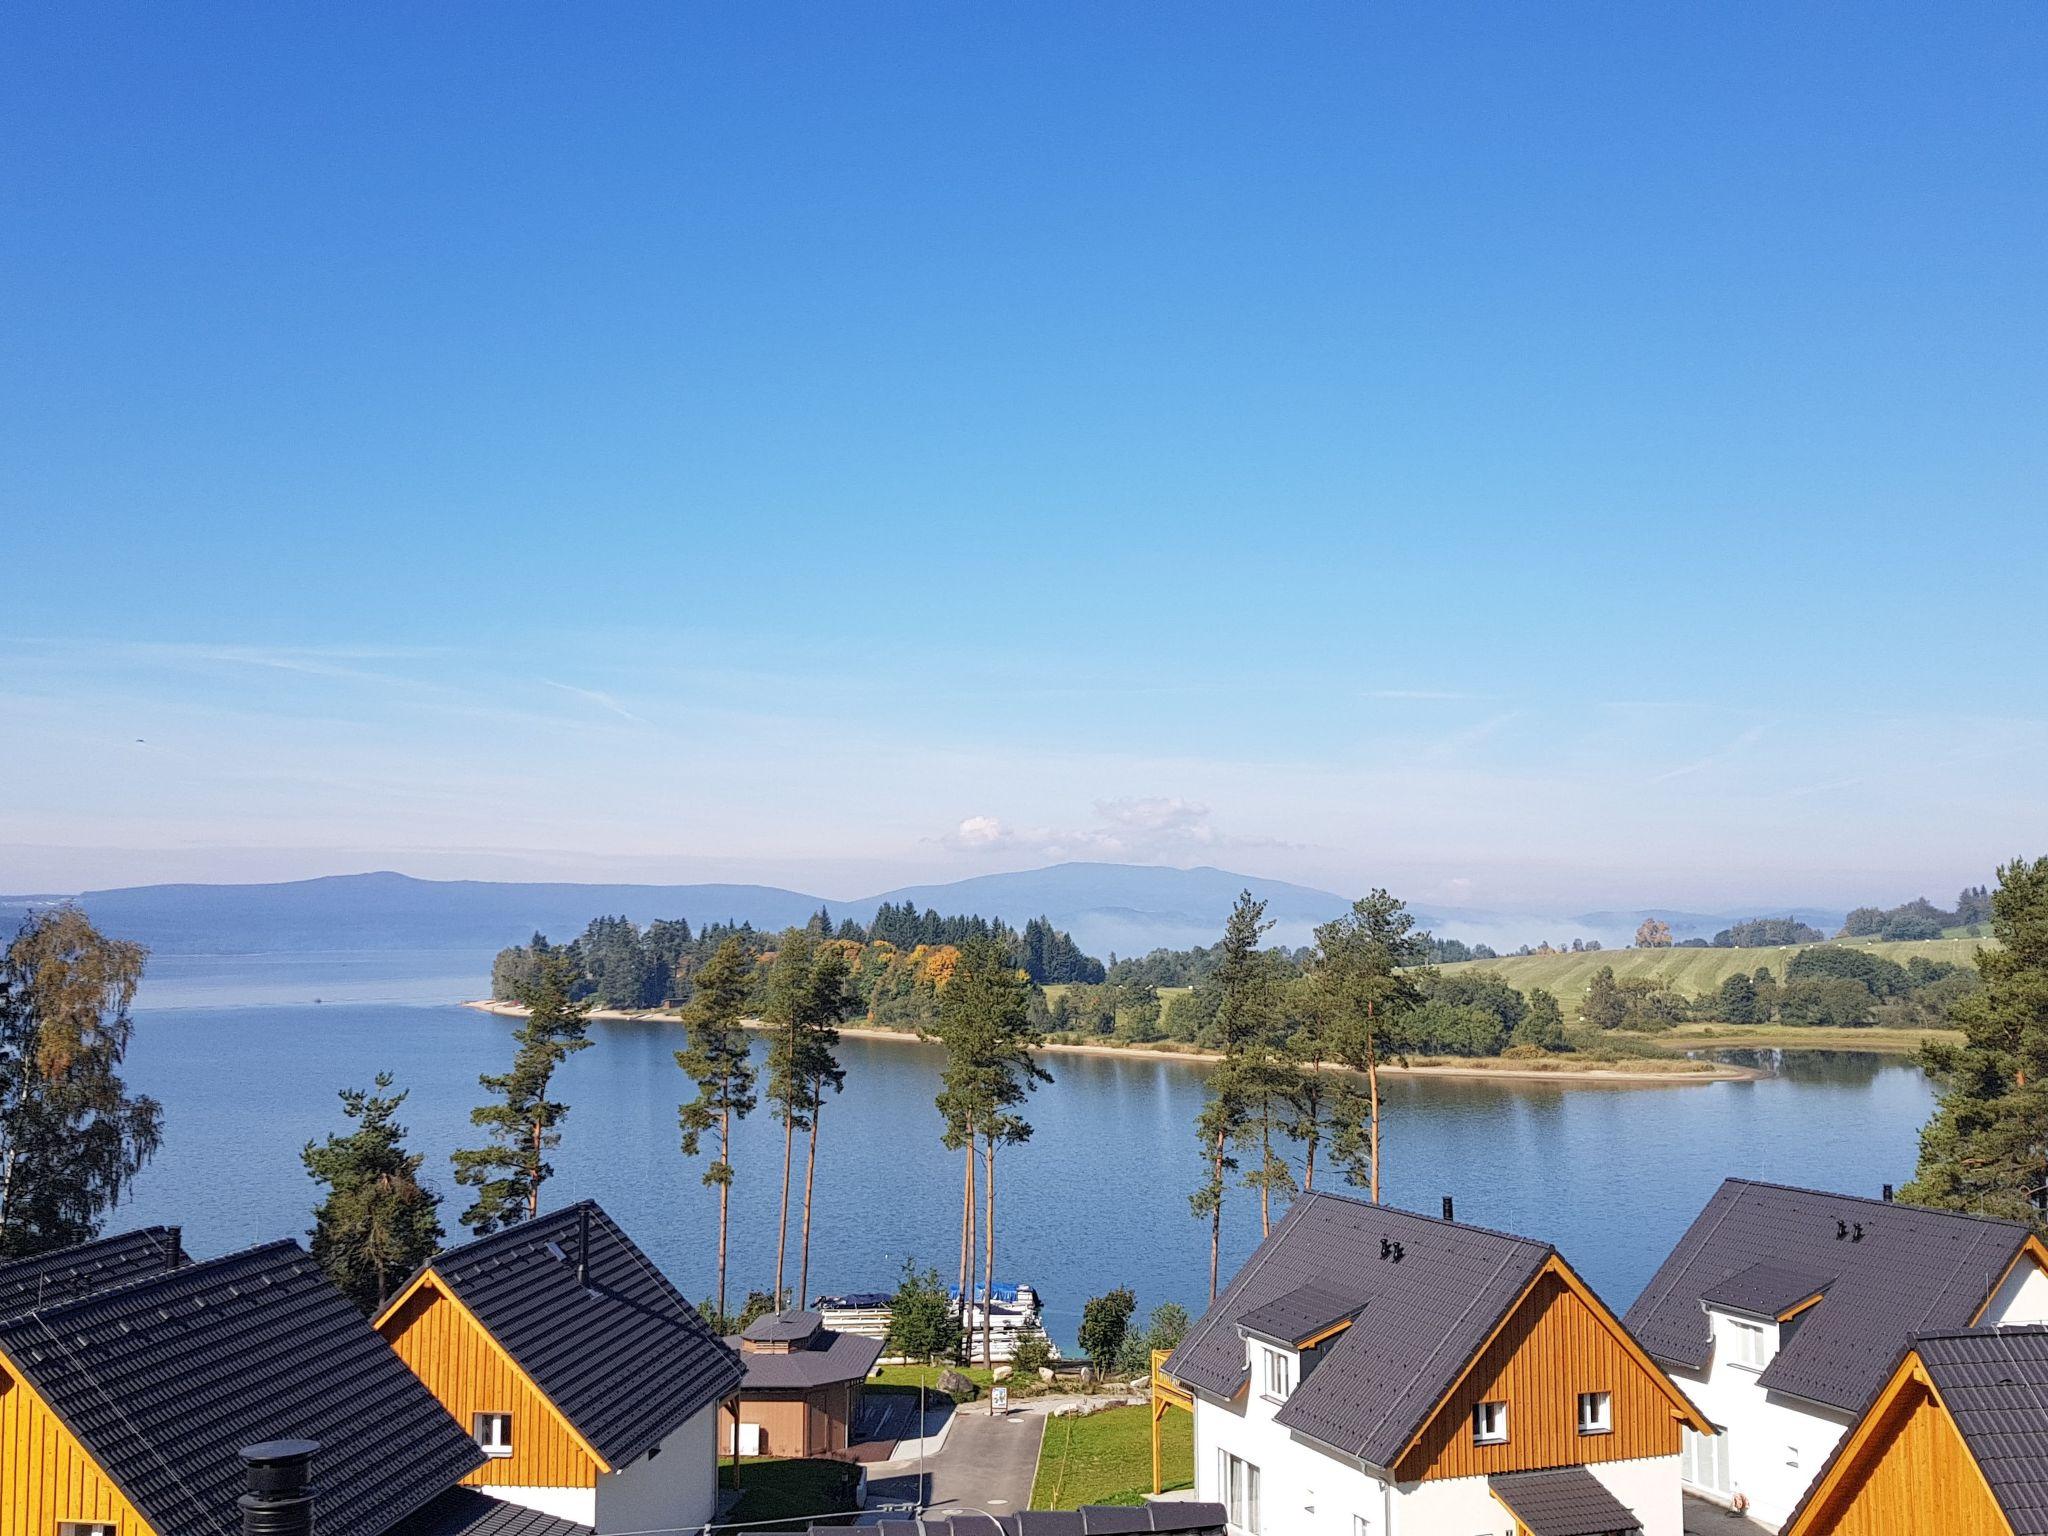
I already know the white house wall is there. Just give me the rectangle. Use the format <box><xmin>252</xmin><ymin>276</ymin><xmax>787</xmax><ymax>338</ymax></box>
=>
<box><xmin>1669</xmin><ymin>1343</ymin><xmax>1851</xmax><ymax>1532</ymax></box>
<box><xmin>1191</xmin><ymin>1391</ymin><xmax>1682</xmax><ymax>1536</ymax></box>
<box><xmin>479</xmin><ymin>1485</ymin><xmax>599</xmax><ymax>1527</ymax></box>
<box><xmin>1983</xmin><ymin>1255</ymin><xmax>2048</xmax><ymax>1326</ymax></box>
<box><xmin>594</xmin><ymin>1403</ymin><xmax>722</xmax><ymax>1536</ymax></box>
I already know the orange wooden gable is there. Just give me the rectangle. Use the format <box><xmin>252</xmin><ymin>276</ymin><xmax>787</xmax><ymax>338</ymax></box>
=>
<box><xmin>1394</xmin><ymin>1255</ymin><xmax>1712</xmax><ymax>1483</ymax></box>
<box><xmin>1784</xmin><ymin>1350</ymin><xmax>2012</xmax><ymax>1536</ymax></box>
<box><xmin>2</xmin><ymin>1342</ymin><xmax>157</xmax><ymax>1536</ymax></box>
<box><xmin>375</xmin><ymin>1268</ymin><xmax>608</xmax><ymax>1489</ymax></box>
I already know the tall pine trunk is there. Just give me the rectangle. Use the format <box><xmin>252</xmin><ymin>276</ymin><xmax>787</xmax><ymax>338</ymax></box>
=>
<box><xmin>957</xmin><ymin>1131</ymin><xmax>976</xmax><ymax>1352</ymax></box>
<box><xmin>797</xmin><ymin>1082</ymin><xmax>822</xmax><ymax>1309</ymax></box>
<box><xmin>716</xmin><ymin>1100</ymin><xmax>732</xmax><ymax>1323</ymax></box>
<box><xmin>774</xmin><ymin>1107</ymin><xmax>795</xmax><ymax>1308</ymax></box>
<box><xmin>1259</xmin><ymin>1107</ymin><xmax>1273</xmax><ymax>1237</ymax></box>
<box><xmin>529</xmin><ymin>1116</ymin><xmax>544</xmax><ymax>1217</ymax></box>
<box><xmin>981</xmin><ymin>1135</ymin><xmax>998</xmax><ymax>1400</ymax></box>
<box><xmin>1208</xmin><ymin>1127</ymin><xmax>1226</xmax><ymax>1301</ymax></box>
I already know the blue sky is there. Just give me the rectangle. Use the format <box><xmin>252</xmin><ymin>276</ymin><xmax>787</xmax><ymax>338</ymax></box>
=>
<box><xmin>3</xmin><ymin>4</ymin><xmax>2043</xmax><ymax>908</ymax></box>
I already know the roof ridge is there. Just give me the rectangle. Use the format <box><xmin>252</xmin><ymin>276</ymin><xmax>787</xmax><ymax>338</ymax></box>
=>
<box><xmin>1723</xmin><ymin>1176</ymin><xmax>2031</xmax><ymax>1229</ymax></box>
<box><xmin>3</xmin><ymin>1239</ymin><xmax>308</xmax><ymax>1327</ymax></box>
<box><xmin>430</xmin><ymin>1201</ymin><xmax>599</xmax><ymax>1267</ymax></box>
<box><xmin>1294</xmin><ymin>1187</ymin><xmax>1558</xmax><ymax>1252</ymax></box>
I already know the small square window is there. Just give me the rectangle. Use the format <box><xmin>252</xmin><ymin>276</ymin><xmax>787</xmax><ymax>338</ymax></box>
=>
<box><xmin>60</xmin><ymin>1524</ymin><xmax>118</xmax><ymax>1536</ymax></box>
<box><xmin>1577</xmin><ymin>1391</ymin><xmax>1612</xmax><ymax>1435</ymax></box>
<box><xmin>1472</xmin><ymin>1400</ymin><xmax>1508</xmax><ymax>1444</ymax></box>
<box><xmin>474</xmin><ymin>1412</ymin><xmax>513</xmax><ymax>1457</ymax></box>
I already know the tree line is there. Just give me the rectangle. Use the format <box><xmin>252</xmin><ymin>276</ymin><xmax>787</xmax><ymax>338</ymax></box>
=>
<box><xmin>1570</xmin><ymin>947</ymin><xmax>1980</xmax><ymax>1033</ymax></box>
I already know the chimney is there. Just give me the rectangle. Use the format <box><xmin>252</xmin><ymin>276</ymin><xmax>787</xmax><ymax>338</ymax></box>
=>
<box><xmin>576</xmin><ymin>1205</ymin><xmax>590</xmax><ymax>1290</ymax></box>
<box><xmin>239</xmin><ymin>1440</ymin><xmax>318</xmax><ymax>1536</ymax></box>
<box><xmin>1882</xmin><ymin>1184</ymin><xmax>1894</xmax><ymax>1202</ymax></box>
<box><xmin>1441</xmin><ymin>1195</ymin><xmax>1455</xmax><ymax>1223</ymax></box>
<box><xmin>165</xmin><ymin>1227</ymin><xmax>184</xmax><ymax>1270</ymax></box>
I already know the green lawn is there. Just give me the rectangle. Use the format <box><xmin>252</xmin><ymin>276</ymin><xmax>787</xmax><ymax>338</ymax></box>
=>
<box><xmin>1438</xmin><ymin>936</ymin><xmax>1983</xmax><ymax>1010</ymax></box>
<box><xmin>871</xmin><ymin>1361</ymin><xmax>997</xmax><ymax>1398</ymax></box>
<box><xmin>716</xmin><ymin>1458</ymin><xmax>862</xmax><ymax>1531</ymax></box>
<box><xmin>1030</xmin><ymin>1403</ymin><xmax>1193</xmax><ymax>1510</ymax></box>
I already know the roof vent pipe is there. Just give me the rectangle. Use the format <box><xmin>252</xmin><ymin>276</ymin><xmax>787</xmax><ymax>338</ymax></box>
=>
<box><xmin>1441</xmin><ymin>1195</ymin><xmax>1454</xmax><ymax>1223</ymax></box>
<box><xmin>1882</xmin><ymin>1184</ymin><xmax>1894</xmax><ymax>1202</ymax></box>
<box><xmin>165</xmin><ymin>1226</ymin><xmax>184</xmax><ymax>1270</ymax></box>
<box><xmin>577</xmin><ymin>1205</ymin><xmax>590</xmax><ymax>1290</ymax></box>
<box><xmin>239</xmin><ymin>1439</ymin><xmax>318</xmax><ymax>1536</ymax></box>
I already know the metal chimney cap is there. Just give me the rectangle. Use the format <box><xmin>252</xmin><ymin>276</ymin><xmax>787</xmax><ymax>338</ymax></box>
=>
<box><xmin>242</xmin><ymin>1439</ymin><xmax>321</xmax><ymax>1466</ymax></box>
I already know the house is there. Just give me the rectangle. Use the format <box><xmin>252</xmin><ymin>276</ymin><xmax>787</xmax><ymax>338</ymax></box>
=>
<box><xmin>1158</xmin><ymin>1189</ymin><xmax>1711</xmax><ymax>1536</ymax></box>
<box><xmin>0</xmin><ymin>1228</ymin><xmax>580</xmax><ymax>1536</ymax></box>
<box><xmin>719</xmin><ymin>1309</ymin><xmax>883</xmax><ymax>1457</ymax></box>
<box><xmin>1778</xmin><ymin>1325</ymin><xmax>2048</xmax><ymax>1536</ymax></box>
<box><xmin>1623</xmin><ymin>1178</ymin><xmax>2048</xmax><ymax>1529</ymax></box>
<box><xmin>375</xmin><ymin>1200</ymin><xmax>744</xmax><ymax>1535</ymax></box>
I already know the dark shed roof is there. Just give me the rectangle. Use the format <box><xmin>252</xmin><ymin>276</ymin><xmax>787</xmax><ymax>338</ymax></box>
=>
<box><xmin>729</xmin><ymin>1326</ymin><xmax>884</xmax><ymax>1391</ymax></box>
<box><xmin>412</xmin><ymin>1201</ymin><xmax>743</xmax><ymax>1468</ymax></box>
<box><xmin>1490</xmin><ymin>1467</ymin><xmax>1643</xmax><ymax>1534</ymax></box>
<box><xmin>0</xmin><ymin>1240</ymin><xmax>483</xmax><ymax>1536</ymax></box>
<box><xmin>1624</xmin><ymin>1179</ymin><xmax>2031</xmax><ymax>1412</ymax></box>
<box><xmin>1918</xmin><ymin>1327</ymin><xmax>2048</xmax><ymax>1535</ymax></box>
<box><xmin>0</xmin><ymin>1226</ymin><xmax>182</xmax><ymax>1321</ymax></box>
<box><xmin>382</xmin><ymin>1487</ymin><xmax>592</xmax><ymax>1536</ymax></box>
<box><xmin>1699</xmin><ymin>1262</ymin><xmax>1836</xmax><ymax>1319</ymax></box>
<box><xmin>1163</xmin><ymin>1189</ymin><xmax>1554</xmax><ymax>1469</ymax></box>
<box><xmin>808</xmin><ymin>1504</ymin><xmax>1227</xmax><ymax>1535</ymax></box>
<box><xmin>1235</xmin><ymin>1281</ymin><xmax>1364</xmax><ymax>1347</ymax></box>
<box><xmin>745</xmin><ymin>1308</ymin><xmax>825</xmax><ymax>1343</ymax></box>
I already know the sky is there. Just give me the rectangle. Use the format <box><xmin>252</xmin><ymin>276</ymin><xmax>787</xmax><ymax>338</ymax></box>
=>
<box><xmin>2</xmin><ymin>4</ymin><xmax>2044</xmax><ymax>911</ymax></box>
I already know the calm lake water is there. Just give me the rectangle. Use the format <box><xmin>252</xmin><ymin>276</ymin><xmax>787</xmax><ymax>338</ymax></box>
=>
<box><xmin>117</xmin><ymin>955</ymin><xmax>1937</xmax><ymax>1350</ymax></box>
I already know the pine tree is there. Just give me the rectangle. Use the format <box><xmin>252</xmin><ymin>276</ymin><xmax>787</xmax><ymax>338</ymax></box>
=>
<box><xmin>677</xmin><ymin>937</ymin><xmax>758</xmax><ymax>1324</ymax></box>
<box><xmin>1905</xmin><ymin>857</ymin><xmax>2048</xmax><ymax>1225</ymax></box>
<box><xmin>1192</xmin><ymin>892</ymin><xmax>1276</xmax><ymax>1298</ymax></box>
<box><xmin>303</xmin><ymin>1073</ymin><xmax>442</xmax><ymax>1312</ymax></box>
<box><xmin>0</xmin><ymin>908</ymin><xmax>162</xmax><ymax>1259</ymax></box>
<box><xmin>1311</xmin><ymin>890</ymin><xmax>1428</xmax><ymax>1203</ymax></box>
<box><xmin>453</xmin><ymin>950</ymin><xmax>591</xmax><ymax>1233</ymax></box>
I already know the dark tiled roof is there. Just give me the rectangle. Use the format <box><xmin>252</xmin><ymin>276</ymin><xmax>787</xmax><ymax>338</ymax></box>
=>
<box><xmin>1698</xmin><ymin>1261</ymin><xmax>1836</xmax><ymax>1319</ymax></box>
<box><xmin>381</xmin><ymin>1487</ymin><xmax>592</xmax><ymax>1536</ymax></box>
<box><xmin>0</xmin><ymin>1226</ymin><xmax>182</xmax><ymax>1320</ymax></box>
<box><xmin>1917</xmin><ymin>1327</ymin><xmax>2048</xmax><ymax>1535</ymax></box>
<box><xmin>1164</xmin><ymin>1189</ymin><xmax>1553</xmax><ymax>1468</ymax></box>
<box><xmin>1235</xmin><ymin>1281</ymin><xmax>1365</xmax><ymax>1347</ymax></box>
<box><xmin>1623</xmin><ymin>1179</ymin><xmax>2030</xmax><ymax>1411</ymax></box>
<box><xmin>810</xmin><ymin>1505</ymin><xmax>1227</xmax><ymax>1535</ymax></box>
<box><xmin>419</xmin><ymin>1201</ymin><xmax>743</xmax><ymax>1468</ymax></box>
<box><xmin>0</xmin><ymin>1240</ymin><xmax>483</xmax><ymax>1536</ymax></box>
<box><xmin>1490</xmin><ymin>1467</ymin><xmax>1643</xmax><ymax>1534</ymax></box>
<box><xmin>745</xmin><ymin>1308</ymin><xmax>824</xmax><ymax>1342</ymax></box>
<box><xmin>730</xmin><ymin>1326</ymin><xmax>883</xmax><ymax>1390</ymax></box>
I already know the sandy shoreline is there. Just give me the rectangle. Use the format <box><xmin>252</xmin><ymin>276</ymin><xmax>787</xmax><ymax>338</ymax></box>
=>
<box><xmin>461</xmin><ymin>999</ymin><xmax>1755</xmax><ymax>1084</ymax></box>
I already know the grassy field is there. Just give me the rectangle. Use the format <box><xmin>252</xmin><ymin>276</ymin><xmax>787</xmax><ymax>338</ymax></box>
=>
<box><xmin>1439</xmin><ymin>936</ymin><xmax>1984</xmax><ymax>1009</ymax></box>
<box><xmin>870</xmin><ymin>1362</ymin><xmax>998</xmax><ymax>1397</ymax></box>
<box><xmin>1632</xmin><ymin>1022</ymin><xmax>1963</xmax><ymax>1054</ymax></box>
<box><xmin>717</xmin><ymin>1457</ymin><xmax>862</xmax><ymax>1530</ymax></box>
<box><xmin>1030</xmin><ymin>1402</ymin><xmax>1193</xmax><ymax>1509</ymax></box>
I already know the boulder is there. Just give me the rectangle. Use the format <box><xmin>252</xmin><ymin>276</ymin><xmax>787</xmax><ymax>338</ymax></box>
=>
<box><xmin>937</xmin><ymin>1367</ymin><xmax>978</xmax><ymax>1401</ymax></box>
<box><xmin>1038</xmin><ymin>1366</ymin><xmax>1056</xmax><ymax>1383</ymax></box>
<box><xmin>992</xmin><ymin>1365</ymin><xmax>1013</xmax><ymax>1382</ymax></box>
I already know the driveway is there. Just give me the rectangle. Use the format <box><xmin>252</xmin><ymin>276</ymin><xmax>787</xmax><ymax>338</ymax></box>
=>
<box><xmin>862</xmin><ymin>1406</ymin><xmax>1046</xmax><ymax>1524</ymax></box>
<box><xmin>1684</xmin><ymin>1493</ymin><xmax>1774</xmax><ymax>1535</ymax></box>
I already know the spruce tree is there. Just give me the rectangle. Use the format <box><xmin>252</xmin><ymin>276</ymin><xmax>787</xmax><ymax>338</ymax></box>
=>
<box><xmin>304</xmin><ymin>1073</ymin><xmax>442</xmax><ymax>1311</ymax></box>
<box><xmin>1905</xmin><ymin>857</ymin><xmax>2048</xmax><ymax>1225</ymax></box>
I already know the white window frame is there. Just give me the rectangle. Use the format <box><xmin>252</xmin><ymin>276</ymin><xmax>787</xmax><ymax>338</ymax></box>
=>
<box><xmin>1576</xmin><ymin>1389</ymin><xmax>1612</xmax><ymax>1435</ymax></box>
<box><xmin>1217</xmin><ymin>1449</ymin><xmax>1260</xmax><ymax>1535</ymax></box>
<box><xmin>474</xmin><ymin>1411</ymin><xmax>513</xmax><ymax>1457</ymax></box>
<box><xmin>60</xmin><ymin>1525</ymin><xmax>118</xmax><ymax>1536</ymax></box>
<box><xmin>1682</xmin><ymin>1423</ymin><xmax>1731</xmax><ymax>1496</ymax></box>
<box><xmin>1727</xmin><ymin>1318</ymin><xmax>1774</xmax><ymax>1370</ymax></box>
<box><xmin>1472</xmin><ymin>1399</ymin><xmax>1509</xmax><ymax>1445</ymax></box>
<box><xmin>1259</xmin><ymin>1344</ymin><xmax>1293</xmax><ymax>1401</ymax></box>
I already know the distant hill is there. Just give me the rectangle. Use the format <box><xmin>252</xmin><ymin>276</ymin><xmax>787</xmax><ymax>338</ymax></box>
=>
<box><xmin>1439</xmin><ymin>936</ymin><xmax>1983</xmax><ymax>1006</ymax></box>
<box><xmin>19</xmin><ymin>863</ymin><xmax>1362</xmax><ymax>962</ymax></box>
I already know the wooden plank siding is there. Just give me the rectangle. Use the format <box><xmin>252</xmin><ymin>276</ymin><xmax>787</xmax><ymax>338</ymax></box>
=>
<box><xmin>1396</xmin><ymin>1264</ymin><xmax>1686</xmax><ymax>1482</ymax></box>
<box><xmin>2</xmin><ymin>1346</ymin><xmax>156</xmax><ymax>1536</ymax></box>
<box><xmin>1788</xmin><ymin>1374</ymin><xmax>2010</xmax><ymax>1536</ymax></box>
<box><xmin>378</xmin><ymin>1280</ymin><xmax>601</xmax><ymax>1490</ymax></box>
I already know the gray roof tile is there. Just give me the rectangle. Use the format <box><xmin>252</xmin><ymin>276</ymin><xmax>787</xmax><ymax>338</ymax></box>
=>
<box><xmin>1623</xmin><ymin>1179</ymin><xmax>2030</xmax><ymax>1412</ymax></box>
<box><xmin>0</xmin><ymin>1226</ymin><xmax>182</xmax><ymax>1320</ymax></box>
<box><xmin>1489</xmin><ymin>1467</ymin><xmax>1642</xmax><ymax>1534</ymax></box>
<box><xmin>0</xmin><ymin>1240</ymin><xmax>483</xmax><ymax>1536</ymax></box>
<box><xmin>1235</xmin><ymin>1281</ymin><xmax>1365</xmax><ymax>1347</ymax></box>
<box><xmin>730</xmin><ymin>1326</ymin><xmax>884</xmax><ymax>1390</ymax></box>
<box><xmin>382</xmin><ymin>1488</ymin><xmax>591</xmax><ymax>1536</ymax></box>
<box><xmin>744</xmin><ymin>1308</ymin><xmax>824</xmax><ymax>1342</ymax></box>
<box><xmin>806</xmin><ymin>1506</ymin><xmax>1225</xmax><ymax>1535</ymax></box>
<box><xmin>1698</xmin><ymin>1262</ymin><xmax>1836</xmax><ymax>1319</ymax></box>
<box><xmin>419</xmin><ymin>1202</ymin><xmax>744</xmax><ymax>1468</ymax></box>
<box><xmin>1917</xmin><ymin>1327</ymin><xmax>2048</xmax><ymax>1536</ymax></box>
<box><xmin>1164</xmin><ymin>1189</ymin><xmax>1553</xmax><ymax>1468</ymax></box>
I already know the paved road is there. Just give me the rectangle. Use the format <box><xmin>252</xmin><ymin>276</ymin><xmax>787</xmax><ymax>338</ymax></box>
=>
<box><xmin>864</xmin><ymin>1407</ymin><xmax>1045</xmax><ymax>1523</ymax></box>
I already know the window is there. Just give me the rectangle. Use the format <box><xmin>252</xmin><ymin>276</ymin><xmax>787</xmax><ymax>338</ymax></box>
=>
<box><xmin>1352</xmin><ymin>1517</ymin><xmax>1372</xmax><ymax>1536</ymax></box>
<box><xmin>1682</xmin><ymin>1424</ymin><xmax>1731</xmax><ymax>1496</ymax></box>
<box><xmin>1472</xmin><ymin>1400</ymin><xmax>1508</xmax><ymax>1444</ymax></box>
<box><xmin>474</xmin><ymin>1412</ymin><xmax>513</xmax><ymax>1457</ymax></box>
<box><xmin>1218</xmin><ymin>1450</ymin><xmax>1260</xmax><ymax>1534</ymax></box>
<box><xmin>60</xmin><ymin>1525</ymin><xmax>117</xmax><ymax>1536</ymax></box>
<box><xmin>1576</xmin><ymin>1390</ymin><xmax>1612</xmax><ymax>1435</ymax></box>
<box><xmin>1728</xmin><ymin>1318</ymin><xmax>1774</xmax><ymax>1369</ymax></box>
<box><xmin>1259</xmin><ymin>1345</ymin><xmax>1293</xmax><ymax>1401</ymax></box>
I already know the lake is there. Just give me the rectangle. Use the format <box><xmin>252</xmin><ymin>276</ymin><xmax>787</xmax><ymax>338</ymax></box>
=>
<box><xmin>116</xmin><ymin>955</ymin><xmax>1938</xmax><ymax>1351</ymax></box>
